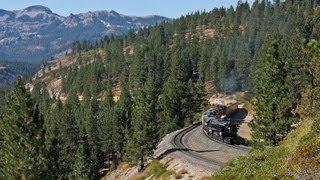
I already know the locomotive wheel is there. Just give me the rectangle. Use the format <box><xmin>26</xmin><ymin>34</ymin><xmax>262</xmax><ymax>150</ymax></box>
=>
<box><xmin>229</xmin><ymin>139</ymin><xmax>234</xmax><ymax>145</ymax></box>
<box><xmin>223</xmin><ymin>138</ymin><xmax>231</xmax><ymax>144</ymax></box>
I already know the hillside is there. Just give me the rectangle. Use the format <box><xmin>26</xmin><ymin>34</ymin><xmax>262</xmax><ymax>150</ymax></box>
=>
<box><xmin>212</xmin><ymin>116</ymin><xmax>320</xmax><ymax>179</ymax></box>
<box><xmin>1</xmin><ymin>0</ymin><xmax>320</xmax><ymax>179</ymax></box>
<box><xmin>0</xmin><ymin>5</ymin><xmax>170</xmax><ymax>63</ymax></box>
<box><xmin>28</xmin><ymin>49</ymin><xmax>110</xmax><ymax>100</ymax></box>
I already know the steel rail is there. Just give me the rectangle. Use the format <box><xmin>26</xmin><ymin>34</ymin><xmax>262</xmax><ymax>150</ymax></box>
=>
<box><xmin>171</xmin><ymin>122</ymin><xmax>224</xmax><ymax>167</ymax></box>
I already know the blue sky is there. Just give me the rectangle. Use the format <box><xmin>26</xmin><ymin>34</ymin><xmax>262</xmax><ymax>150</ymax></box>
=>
<box><xmin>0</xmin><ymin>0</ymin><xmax>253</xmax><ymax>18</ymax></box>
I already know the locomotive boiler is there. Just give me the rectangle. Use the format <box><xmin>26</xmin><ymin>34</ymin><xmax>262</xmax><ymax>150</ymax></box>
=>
<box><xmin>202</xmin><ymin>102</ymin><xmax>239</xmax><ymax>144</ymax></box>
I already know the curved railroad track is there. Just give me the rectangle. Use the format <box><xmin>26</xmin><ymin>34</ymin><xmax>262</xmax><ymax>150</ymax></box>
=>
<box><xmin>172</xmin><ymin>122</ymin><xmax>223</xmax><ymax>167</ymax></box>
<box><xmin>202</xmin><ymin>129</ymin><xmax>251</xmax><ymax>152</ymax></box>
<box><xmin>171</xmin><ymin>122</ymin><xmax>250</xmax><ymax>169</ymax></box>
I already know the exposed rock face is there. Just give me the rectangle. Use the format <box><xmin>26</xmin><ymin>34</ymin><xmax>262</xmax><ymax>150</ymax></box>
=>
<box><xmin>0</xmin><ymin>5</ymin><xmax>170</xmax><ymax>63</ymax></box>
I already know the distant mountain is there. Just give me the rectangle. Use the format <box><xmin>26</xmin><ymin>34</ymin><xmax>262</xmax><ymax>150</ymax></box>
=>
<box><xmin>0</xmin><ymin>5</ymin><xmax>170</xmax><ymax>63</ymax></box>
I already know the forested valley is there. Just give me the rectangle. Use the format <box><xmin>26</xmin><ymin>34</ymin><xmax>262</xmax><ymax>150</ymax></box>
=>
<box><xmin>1</xmin><ymin>0</ymin><xmax>320</xmax><ymax>179</ymax></box>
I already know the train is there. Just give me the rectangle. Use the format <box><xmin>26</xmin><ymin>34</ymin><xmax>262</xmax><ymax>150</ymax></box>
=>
<box><xmin>202</xmin><ymin>102</ymin><xmax>239</xmax><ymax>144</ymax></box>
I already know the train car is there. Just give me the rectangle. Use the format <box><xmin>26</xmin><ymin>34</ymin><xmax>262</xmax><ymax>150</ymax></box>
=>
<box><xmin>225</xmin><ymin>102</ymin><xmax>239</xmax><ymax>117</ymax></box>
<box><xmin>202</xmin><ymin>102</ymin><xmax>239</xmax><ymax>144</ymax></box>
<box><xmin>202</xmin><ymin>105</ymin><xmax>227</xmax><ymax>124</ymax></box>
<box><xmin>203</xmin><ymin>117</ymin><xmax>238</xmax><ymax>144</ymax></box>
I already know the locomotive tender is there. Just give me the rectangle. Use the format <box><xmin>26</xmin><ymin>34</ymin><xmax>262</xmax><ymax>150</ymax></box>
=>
<box><xmin>202</xmin><ymin>102</ymin><xmax>239</xmax><ymax>144</ymax></box>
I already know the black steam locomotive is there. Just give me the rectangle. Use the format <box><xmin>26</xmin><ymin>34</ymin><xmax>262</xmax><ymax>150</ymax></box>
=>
<box><xmin>202</xmin><ymin>103</ymin><xmax>238</xmax><ymax>144</ymax></box>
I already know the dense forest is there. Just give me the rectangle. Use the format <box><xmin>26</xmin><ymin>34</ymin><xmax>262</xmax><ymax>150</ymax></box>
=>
<box><xmin>0</xmin><ymin>61</ymin><xmax>36</xmax><ymax>113</ymax></box>
<box><xmin>1</xmin><ymin>0</ymin><xmax>320</xmax><ymax>179</ymax></box>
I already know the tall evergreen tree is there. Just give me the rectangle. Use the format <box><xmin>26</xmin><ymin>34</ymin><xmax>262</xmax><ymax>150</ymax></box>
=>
<box><xmin>157</xmin><ymin>68</ymin><xmax>187</xmax><ymax>136</ymax></box>
<box><xmin>250</xmin><ymin>34</ymin><xmax>296</xmax><ymax>147</ymax></box>
<box><xmin>69</xmin><ymin>144</ymin><xmax>90</xmax><ymax>179</ymax></box>
<box><xmin>78</xmin><ymin>92</ymin><xmax>99</xmax><ymax>178</ymax></box>
<box><xmin>124</xmin><ymin>75</ymin><xmax>158</xmax><ymax>169</ymax></box>
<box><xmin>157</xmin><ymin>36</ymin><xmax>202</xmax><ymax>136</ymax></box>
<box><xmin>50</xmin><ymin>95</ymin><xmax>80</xmax><ymax>177</ymax></box>
<box><xmin>45</xmin><ymin>100</ymin><xmax>63</xmax><ymax>179</ymax></box>
<box><xmin>0</xmin><ymin>78</ymin><xmax>46</xmax><ymax>178</ymax></box>
<box><xmin>117</xmin><ymin>67</ymin><xmax>133</xmax><ymax>131</ymax></box>
<box><xmin>297</xmin><ymin>40</ymin><xmax>320</xmax><ymax>117</ymax></box>
<box><xmin>97</xmin><ymin>81</ymin><xmax>116</xmax><ymax>169</ymax></box>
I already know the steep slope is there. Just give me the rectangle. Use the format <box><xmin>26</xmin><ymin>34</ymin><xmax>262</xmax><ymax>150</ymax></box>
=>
<box><xmin>0</xmin><ymin>5</ymin><xmax>170</xmax><ymax>63</ymax></box>
<box><xmin>212</xmin><ymin>116</ymin><xmax>320</xmax><ymax>179</ymax></box>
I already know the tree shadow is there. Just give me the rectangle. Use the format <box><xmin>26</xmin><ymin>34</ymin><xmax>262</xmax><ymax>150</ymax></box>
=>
<box><xmin>156</xmin><ymin>147</ymin><xmax>219</xmax><ymax>159</ymax></box>
<box><xmin>230</xmin><ymin>108</ymin><xmax>250</xmax><ymax>146</ymax></box>
<box><xmin>231</xmin><ymin>108</ymin><xmax>248</xmax><ymax>121</ymax></box>
<box><xmin>233</xmin><ymin>135</ymin><xmax>249</xmax><ymax>146</ymax></box>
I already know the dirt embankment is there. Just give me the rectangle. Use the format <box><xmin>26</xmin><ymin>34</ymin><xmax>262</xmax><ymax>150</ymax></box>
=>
<box><xmin>28</xmin><ymin>50</ymin><xmax>123</xmax><ymax>102</ymax></box>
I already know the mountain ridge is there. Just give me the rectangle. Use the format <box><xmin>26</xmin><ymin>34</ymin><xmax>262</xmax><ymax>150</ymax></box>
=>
<box><xmin>0</xmin><ymin>5</ymin><xmax>170</xmax><ymax>63</ymax></box>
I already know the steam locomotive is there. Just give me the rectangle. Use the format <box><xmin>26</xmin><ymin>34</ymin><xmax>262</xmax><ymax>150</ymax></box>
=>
<box><xmin>202</xmin><ymin>103</ymin><xmax>239</xmax><ymax>144</ymax></box>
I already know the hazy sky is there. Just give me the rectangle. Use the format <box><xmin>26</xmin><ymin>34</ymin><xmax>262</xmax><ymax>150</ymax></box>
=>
<box><xmin>0</xmin><ymin>0</ymin><xmax>253</xmax><ymax>18</ymax></box>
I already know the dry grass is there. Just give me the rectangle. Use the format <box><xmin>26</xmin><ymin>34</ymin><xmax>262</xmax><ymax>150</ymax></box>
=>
<box><xmin>133</xmin><ymin>160</ymin><xmax>174</xmax><ymax>180</ymax></box>
<box><xmin>200</xmin><ymin>177</ymin><xmax>211</xmax><ymax>180</ymax></box>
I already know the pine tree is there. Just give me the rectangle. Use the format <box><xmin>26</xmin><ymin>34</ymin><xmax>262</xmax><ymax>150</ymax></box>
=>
<box><xmin>124</xmin><ymin>75</ymin><xmax>158</xmax><ymax>169</ymax></box>
<box><xmin>0</xmin><ymin>78</ymin><xmax>46</xmax><ymax>178</ymax></box>
<box><xmin>198</xmin><ymin>40</ymin><xmax>212</xmax><ymax>82</ymax></box>
<box><xmin>157</xmin><ymin>73</ymin><xmax>185</xmax><ymax>136</ymax></box>
<box><xmin>45</xmin><ymin>100</ymin><xmax>63</xmax><ymax>178</ymax></box>
<box><xmin>157</xmin><ymin>37</ymin><xmax>197</xmax><ymax>136</ymax></box>
<box><xmin>297</xmin><ymin>39</ymin><xmax>320</xmax><ymax>117</ymax></box>
<box><xmin>117</xmin><ymin>68</ymin><xmax>133</xmax><ymax>131</ymax></box>
<box><xmin>78</xmin><ymin>92</ymin><xmax>99</xmax><ymax>178</ymax></box>
<box><xmin>52</xmin><ymin>97</ymin><xmax>80</xmax><ymax>177</ymax></box>
<box><xmin>110</xmin><ymin>106</ymin><xmax>125</xmax><ymax>166</ymax></box>
<box><xmin>97</xmin><ymin>81</ymin><xmax>115</xmax><ymax>169</ymax></box>
<box><xmin>69</xmin><ymin>144</ymin><xmax>89</xmax><ymax>179</ymax></box>
<box><xmin>131</xmin><ymin>46</ymin><xmax>149</xmax><ymax>88</ymax></box>
<box><xmin>188</xmin><ymin>79</ymin><xmax>207</xmax><ymax>120</ymax></box>
<box><xmin>250</xmin><ymin>34</ymin><xmax>296</xmax><ymax>147</ymax></box>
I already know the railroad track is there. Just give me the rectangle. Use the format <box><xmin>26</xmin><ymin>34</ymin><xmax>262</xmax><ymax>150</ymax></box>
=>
<box><xmin>171</xmin><ymin>122</ymin><xmax>223</xmax><ymax>167</ymax></box>
<box><xmin>171</xmin><ymin>122</ymin><xmax>251</xmax><ymax>169</ymax></box>
<box><xmin>202</xmin><ymin>129</ymin><xmax>251</xmax><ymax>152</ymax></box>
